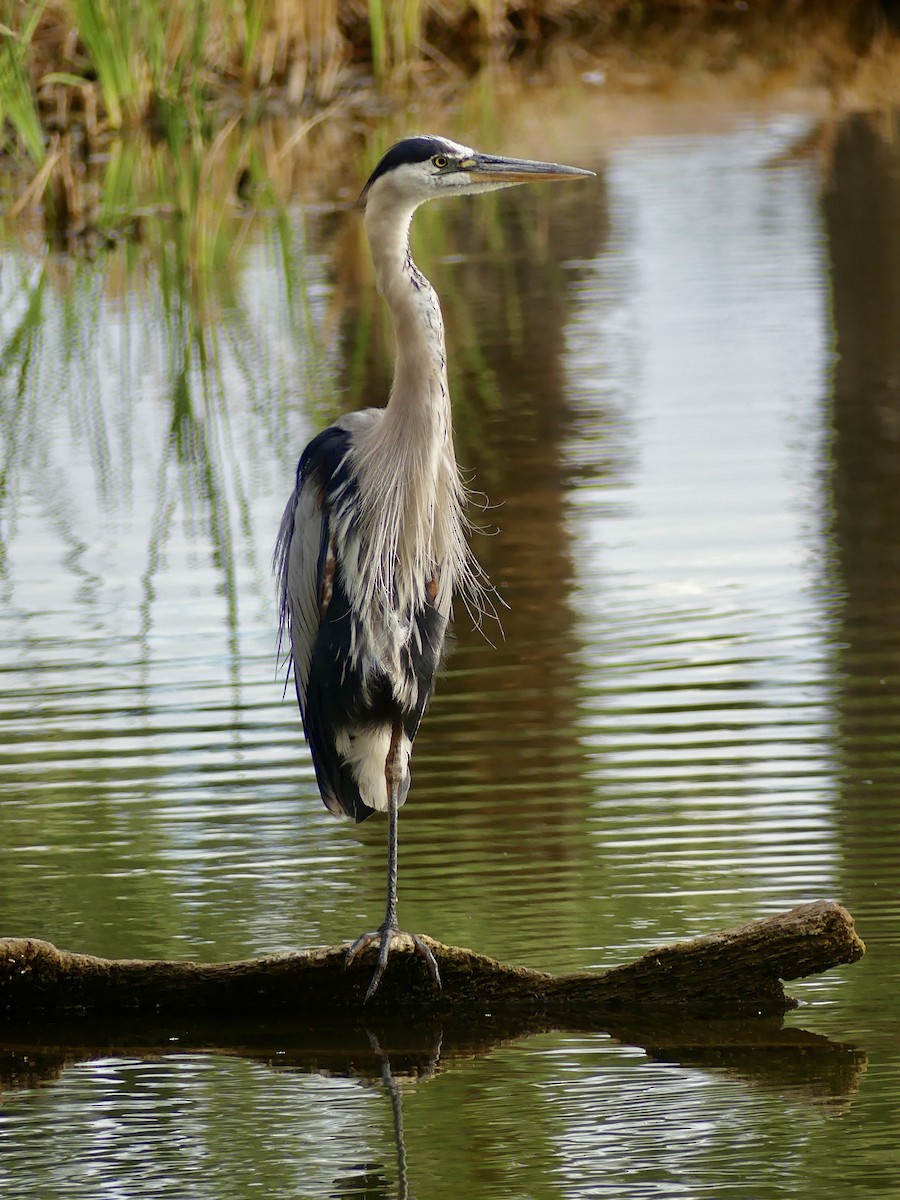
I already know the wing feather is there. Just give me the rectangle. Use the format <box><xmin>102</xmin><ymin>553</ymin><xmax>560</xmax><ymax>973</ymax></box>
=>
<box><xmin>275</xmin><ymin>474</ymin><xmax>327</xmax><ymax>713</ymax></box>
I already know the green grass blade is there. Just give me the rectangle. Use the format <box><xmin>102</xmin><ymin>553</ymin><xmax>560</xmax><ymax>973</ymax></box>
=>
<box><xmin>0</xmin><ymin>2</ymin><xmax>47</xmax><ymax>162</ymax></box>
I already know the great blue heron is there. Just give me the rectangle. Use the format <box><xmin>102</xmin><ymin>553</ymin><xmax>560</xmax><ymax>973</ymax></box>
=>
<box><xmin>276</xmin><ymin>134</ymin><xmax>593</xmax><ymax>1000</ymax></box>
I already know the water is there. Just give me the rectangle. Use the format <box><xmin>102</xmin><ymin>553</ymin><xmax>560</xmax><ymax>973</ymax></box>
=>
<box><xmin>2</xmin><ymin>96</ymin><xmax>900</xmax><ymax>1197</ymax></box>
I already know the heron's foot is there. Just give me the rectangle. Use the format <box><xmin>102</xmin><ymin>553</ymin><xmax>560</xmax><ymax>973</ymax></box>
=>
<box><xmin>346</xmin><ymin>924</ymin><xmax>442</xmax><ymax>1002</ymax></box>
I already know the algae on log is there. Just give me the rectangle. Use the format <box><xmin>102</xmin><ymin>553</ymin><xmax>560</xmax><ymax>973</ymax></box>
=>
<box><xmin>0</xmin><ymin>900</ymin><xmax>864</xmax><ymax>1024</ymax></box>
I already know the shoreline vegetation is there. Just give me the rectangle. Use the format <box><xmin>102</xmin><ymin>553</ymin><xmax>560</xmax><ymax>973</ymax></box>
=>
<box><xmin>2</xmin><ymin>2</ymin><xmax>900</xmax><ymax>253</ymax></box>
<box><xmin>3</xmin><ymin>4</ymin><xmax>900</xmax><ymax>148</ymax></box>
<box><xmin>4</xmin><ymin>5</ymin><xmax>900</xmax><ymax>123</ymax></box>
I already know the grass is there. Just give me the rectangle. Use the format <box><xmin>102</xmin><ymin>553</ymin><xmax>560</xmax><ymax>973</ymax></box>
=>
<box><xmin>368</xmin><ymin>0</ymin><xmax>425</xmax><ymax>83</ymax></box>
<box><xmin>0</xmin><ymin>0</ymin><xmax>47</xmax><ymax>162</ymax></box>
<box><xmin>71</xmin><ymin>0</ymin><xmax>148</xmax><ymax>128</ymax></box>
<box><xmin>41</xmin><ymin>0</ymin><xmax>210</xmax><ymax>129</ymax></box>
<box><xmin>2</xmin><ymin>1</ymin><xmax>900</xmax><ymax>273</ymax></box>
<box><xmin>1</xmin><ymin>0</ymin><xmax>897</xmax><ymax>156</ymax></box>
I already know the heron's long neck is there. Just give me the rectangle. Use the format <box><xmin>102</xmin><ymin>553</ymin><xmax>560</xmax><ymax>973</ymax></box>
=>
<box><xmin>352</xmin><ymin>198</ymin><xmax>466</xmax><ymax>617</ymax></box>
<box><xmin>366</xmin><ymin>201</ymin><xmax>450</xmax><ymax>439</ymax></box>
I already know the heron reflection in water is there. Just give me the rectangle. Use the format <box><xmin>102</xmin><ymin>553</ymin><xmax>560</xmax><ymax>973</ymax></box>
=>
<box><xmin>276</xmin><ymin>135</ymin><xmax>594</xmax><ymax>1000</ymax></box>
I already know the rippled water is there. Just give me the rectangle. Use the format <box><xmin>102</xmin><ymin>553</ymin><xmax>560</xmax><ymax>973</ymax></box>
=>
<box><xmin>2</xmin><ymin>98</ymin><xmax>900</xmax><ymax>1198</ymax></box>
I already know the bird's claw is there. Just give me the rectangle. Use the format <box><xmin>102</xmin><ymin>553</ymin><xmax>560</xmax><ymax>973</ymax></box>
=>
<box><xmin>346</xmin><ymin>924</ymin><xmax>442</xmax><ymax>1001</ymax></box>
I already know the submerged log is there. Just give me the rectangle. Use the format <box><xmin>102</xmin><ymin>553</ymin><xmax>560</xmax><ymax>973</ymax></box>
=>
<box><xmin>0</xmin><ymin>900</ymin><xmax>863</xmax><ymax>1024</ymax></box>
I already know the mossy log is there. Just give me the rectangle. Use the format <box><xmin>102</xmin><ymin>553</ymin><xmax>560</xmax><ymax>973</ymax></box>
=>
<box><xmin>0</xmin><ymin>900</ymin><xmax>863</xmax><ymax>1025</ymax></box>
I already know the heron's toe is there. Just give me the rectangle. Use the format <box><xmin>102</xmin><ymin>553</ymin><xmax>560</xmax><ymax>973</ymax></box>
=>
<box><xmin>345</xmin><ymin>929</ymin><xmax>384</xmax><ymax>965</ymax></box>
<box><xmin>345</xmin><ymin>926</ymin><xmax>441</xmax><ymax>1000</ymax></box>
<box><xmin>410</xmin><ymin>933</ymin><xmax>442</xmax><ymax>989</ymax></box>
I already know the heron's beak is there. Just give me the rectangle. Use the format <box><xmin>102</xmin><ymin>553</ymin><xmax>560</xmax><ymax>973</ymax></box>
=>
<box><xmin>461</xmin><ymin>152</ymin><xmax>595</xmax><ymax>184</ymax></box>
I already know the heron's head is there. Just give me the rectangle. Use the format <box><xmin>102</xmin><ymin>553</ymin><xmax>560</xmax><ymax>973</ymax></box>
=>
<box><xmin>358</xmin><ymin>134</ymin><xmax>594</xmax><ymax>212</ymax></box>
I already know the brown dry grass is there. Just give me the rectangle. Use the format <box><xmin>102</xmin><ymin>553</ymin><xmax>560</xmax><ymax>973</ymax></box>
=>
<box><xmin>7</xmin><ymin>0</ymin><xmax>900</xmax><ymax>132</ymax></box>
<box><xmin>3</xmin><ymin>0</ymin><xmax>900</xmax><ymax>246</ymax></box>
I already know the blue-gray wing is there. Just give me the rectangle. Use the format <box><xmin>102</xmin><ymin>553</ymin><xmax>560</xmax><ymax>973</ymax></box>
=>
<box><xmin>276</xmin><ymin>421</ymin><xmax>363</xmax><ymax>714</ymax></box>
<box><xmin>275</xmin><ymin>471</ymin><xmax>327</xmax><ymax>715</ymax></box>
<box><xmin>275</xmin><ymin>422</ymin><xmax>375</xmax><ymax>821</ymax></box>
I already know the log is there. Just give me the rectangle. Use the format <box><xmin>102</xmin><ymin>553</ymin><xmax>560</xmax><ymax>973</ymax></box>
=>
<box><xmin>0</xmin><ymin>900</ymin><xmax>863</xmax><ymax>1023</ymax></box>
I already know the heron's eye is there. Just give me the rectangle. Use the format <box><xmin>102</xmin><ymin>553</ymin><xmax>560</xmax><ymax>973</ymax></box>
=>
<box><xmin>431</xmin><ymin>155</ymin><xmax>449</xmax><ymax>169</ymax></box>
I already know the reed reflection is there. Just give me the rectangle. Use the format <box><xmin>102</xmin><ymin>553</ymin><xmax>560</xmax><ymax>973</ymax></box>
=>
<box><xmin>0</xmin><ymin>123</ymin><xmax>331</xmax><ymax>957</ymax></box>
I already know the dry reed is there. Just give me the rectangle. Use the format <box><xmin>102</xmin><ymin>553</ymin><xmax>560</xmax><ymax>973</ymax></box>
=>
<box><xmin>3</xmin><ymin>0</ymin><xmax>900</xmax><ymax>238</ymax></box>
<box><xmin>2</xmin><ymin>0</ymin><xmax>897</xmax><ymax>147</ymax></box>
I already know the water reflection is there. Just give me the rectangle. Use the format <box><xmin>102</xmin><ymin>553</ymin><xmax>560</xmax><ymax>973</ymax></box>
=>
<box><xmin>823</xmin><ymin>110</ymin><xmax>900</xmax><ymax>939</ymax></box>
<box><xmin>0</xmin><ymin>216</ymin><xmax>330</xmax><ymax>957</ymax></box>
<box><xmin>558</xmin><ymin>121</ymin><xmax>840</xmax><ymax>963</ymax></box>
<box><xmin>0</xmin><ymin>1015</ymin><xmax>866</xmax><ymax>1199</ymax></box>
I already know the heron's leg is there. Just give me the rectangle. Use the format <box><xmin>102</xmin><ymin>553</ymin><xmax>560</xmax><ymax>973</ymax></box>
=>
<box><xmin>346</xmin><ymin>724</ymin><xmax>441</xmax><ymax>1001</ymax></box>
<box><xmin>384</xmin><ymin>747</ymin><xmax>400</xmax><ymax>931</ymax></box>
